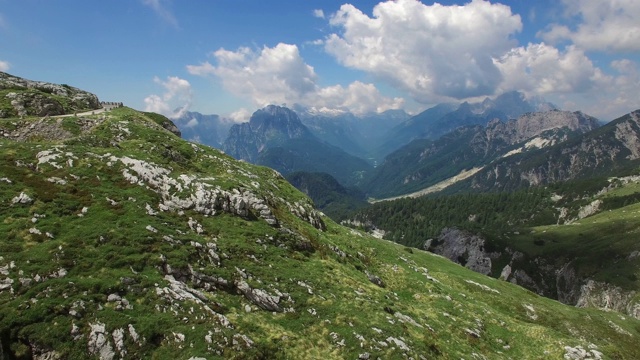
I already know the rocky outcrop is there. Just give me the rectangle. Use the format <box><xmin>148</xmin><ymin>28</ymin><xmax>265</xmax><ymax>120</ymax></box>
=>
<box><xmin>485</xmin><ymin>110</ymin><xmax>599</xmax><ymax>146</ymax></box>
<box><xmin>424</xmin><ymin>228</ymin><xmax>496</xmax><ymax>275</ymax></box>
<box><xmin>1</xmin><ymin>72</ymin><xmax>101</xmax><ymax>117</ymax></box>
<box><xmin>577</xmin><ymin>280</ymin><xmax>640</xmax><ymax>320</ymax></box>
<box><xmin>88</xmin><ymin>322</ymin><xmax>115</xmax><ymax>360</ymax></box>
<box><xmin>469</xmin><ymin>109</ymin><xmax>640</xmax><ymax>192</ymax></box>
<box><xmin>236</xmin><ymin>281</ymin><xmax>283</xmax><ymax>312</ymax></box>
<box><xmin>427</xmin><ymin>228</ymin><xmax>630</xmax><ymax>317</ymax></box>
<box><xmin>0</xmin><ymin>116</ymin><xmax>104</xmax><ymax>142</ymax></box>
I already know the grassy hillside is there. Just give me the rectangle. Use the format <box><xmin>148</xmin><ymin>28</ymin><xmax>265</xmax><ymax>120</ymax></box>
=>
<box><xmin>0</xmin><ymin>72</ymin><xmax>101</xmax><ymax>118</ymax></box>
<box><xmin>0</xmin><ymin>108</ymin><xmax>639</xmax><ymax>359</ymax></box>
<box><xmin>350</xmin><ymin>175</ymin><xmax>640</xmax><ymax>315</ymax></box>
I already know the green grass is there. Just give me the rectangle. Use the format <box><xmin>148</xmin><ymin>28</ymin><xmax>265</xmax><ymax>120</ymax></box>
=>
<box><xmin>0</xmin><ymin>109</ymin><xmax>639</xmax><ymax>359</ymax></box>
<box><xmin>504</xmin><ymin>199</ymin><xmax>640</xmax><ymax>289</ymax></box>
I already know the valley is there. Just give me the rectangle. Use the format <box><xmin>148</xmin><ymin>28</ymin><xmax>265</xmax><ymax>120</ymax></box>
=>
<box><xmin>1</xmin><ymin>72</ymin><xmax>640</xmax><ymax>359</ymax></box>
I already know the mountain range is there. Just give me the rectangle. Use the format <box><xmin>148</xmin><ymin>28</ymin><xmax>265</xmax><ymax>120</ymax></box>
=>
<box><xmin>3</xmin><ymin>73</ymin><xmax>639</xmax><ymax>358</ymax></box>
<box><xmin>366</xmin><ymin>110</ymin><xmax>601</xmax><ymax>198</ymax></box>
<box><xmin>171</xmin><ymin>111</ymin><xmax>234</xmax><ymax>149</ymax></box>
<box><xmin>223</xmin><ymin>105</ymin><xmax>373</xmax><ymax>187</ymax></box>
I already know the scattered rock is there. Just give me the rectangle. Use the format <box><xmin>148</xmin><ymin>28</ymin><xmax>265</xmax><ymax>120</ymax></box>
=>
<box><xmin>236</xmin><ymin>280</ymin><xmax>282</xmax><ymax>312</ymax></box>
<box><xmin>366</xmin><ymin>271</ymin><xmax>385</xmax><ymax>288</ymax></box>
<box><xmin>11</xmin><ymin>192</ymin><xmax>33</xmax><ymax>204</ymax></box>
<box><xmin>88</xmin><ymin>322</ymin><xmax>115</xmax><ymax>360</ymax></box>
<box><xmin>563</xmin><ymin>345</ymin><xmax>603</xmax><ymax>360</ymax></box>
<box><xmin>499</xmin><ymin>264</ymin><xmax>512</xmax><ymax>281</ymax></box>
<box><xmin>465</xmin><ymin>280</ymin><xmax>500</xmax><ymax>294</ymax></box>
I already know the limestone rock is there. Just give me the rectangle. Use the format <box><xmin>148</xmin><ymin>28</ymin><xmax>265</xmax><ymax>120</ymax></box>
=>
<box><xmin>365</xmin><ymin>271</ymin><xmax>385</xmax><ymax>288</ymax></box>
<box><xmin>236</xmin><ymin>280</ymin><xmax>282</xmax><ymax>312</ymax></box>
<box><xmin>499</xmin><ymin>265</ymin><xmax>511</xmax><ymax>281</ymax></box>
<box><xmin>11</xmin><ymin>192</ymin><xmax>33</xmax><ymax>204</ymax></box>
<box><xmin>88</xmin><ymin>322</ymin><xmax>115</xmax><ymax>360</ymax></box>
<box><xmin>577</xmin><ymin>280</ymin><xmax>640</xmax><ymax>320</ymax></box>
<box><xmin>429</xmin><ymin>228</ymin><xmax>496</xmax><ymax>275</ymax></box>
<box><xmin>0</xmin><ymin>72</ymin><xmax>101</xmax><ymax>117</ymax></box>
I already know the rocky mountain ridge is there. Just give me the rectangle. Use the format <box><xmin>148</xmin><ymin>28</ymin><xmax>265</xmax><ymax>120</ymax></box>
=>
<box><xmin>0</xmin><ymin>72</ymin><xmax>101</xmax><ymax>118</ymax></box>
<box><xmin>223</xmin><ymin>105</ymin><xmax>373</xmax><ymax>187</ymax></box>
<box><xmin>374</xmin><ymin>91</ymin><xmax>556</xmax><ymax>160</ymax></box>
<box><xmin>455</xmin><ymin>109</ymin><xmax>640</xmax><ymax>192</ymax></box>
<box><xmin>366</xmin><ymin>109</ymin><xmax>599</xmax><ymax>198</ymax></box>
<box><xmin>171</xmin><ymin>110</ymin><xmax>233</xmax><ymax>149</ymax></box>
<box><xmin>223</xmin><ymin>105</ymin><xmax>311</xmax><ymax>163</ymax></box>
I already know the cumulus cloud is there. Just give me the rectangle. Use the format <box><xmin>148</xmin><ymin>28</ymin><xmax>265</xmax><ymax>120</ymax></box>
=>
<box><xmin>187</xmin><ymin>43</ymin><xmax>403</xmax><ymax>115</ymax></box>
<box><xmin>142</xmin><ymin>0</ymin><xmax>179</xmax><ymax>28</ymax></box>
<box><xmin>324</xmin><ymin>0</ymin><xmax>522</xmax><ymax>102</ymax></box>
<box><xmin>494</xmin><ymin>42</ymin><xmax>640</xmax><ymax>119</ymax></box>
<box><xmin>315</xmin><ymin>81</ymin><xmax>404</xmax><ymax>114</ymax></box>
<box><xmin>186</xmin><ymin>62</ymin><xmax>215</xmax><ymax>76</ymax></box>
<box><xmin>227</xmin><ymin>108</ymin><xmax>252</xmax><ymax>123</ymax></box>
<box><xmin>540</xmin><ymin>0</ymin><xmax>640</xmax><ymax>52</ymax></box>
<box><xmin>144</xmin><ymin>76</ymin><xmax>192</xmax><ymax>118</ymax></box>
<box><xmin>313</xmin><ymin>9</ymin><xmax>325</xmax><ymax>19</ymax></box>
<box><xmin>494</xmin><ymin>43</ymin><xmax>608</xmax><ymax>95</ymax></box>
<box><xmin>587</xmin><ymin>59</ymin><xmax>640</xmax><ymax>119</ymax></box>
<box><xmin>0</xmin><ymin>60</ymin><xmax>10</xmax><ymax>72</ymax></box>
<box><xmin>185</xmin><ymin>118</ymin><xmax>198</xmax><ymax>128</ymax></box>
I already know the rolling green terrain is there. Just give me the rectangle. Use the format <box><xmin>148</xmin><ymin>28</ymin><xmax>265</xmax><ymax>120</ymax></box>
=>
<box><xmin>350</xmin><ymin>175</ymin><xmax>640</xmax><ymax>318</ymax></box>
<box><xmin>1</xmin><ymin>107</ymin><xmax>639</xmax><ymax>358</ymax></box>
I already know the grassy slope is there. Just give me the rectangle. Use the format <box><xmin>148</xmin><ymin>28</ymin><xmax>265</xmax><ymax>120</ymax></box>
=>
<box><xmin>503</xmin><ymin>185</ymin><xmax>640</xmax><ymax>291</ymax></box>
<box><xmin>0</xmin><ymin>108</ymin><xmax>639</xmax><ymax>359</ymax></box>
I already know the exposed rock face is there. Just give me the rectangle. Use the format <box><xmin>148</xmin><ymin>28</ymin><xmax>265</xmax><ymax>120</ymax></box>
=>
<box><xmin>577</xmin><ymin>280</ymin><xmax>640</xmax><ymax>320</ymax></box>
<box><xmin>88</xmin><ymin>322</ymin><xmax>115</xmax><ymax>360</ymax></box>
<box><xmin>367</xmin><ymin>109</ymin><xmax>599</xmax><ymax>199</ymax></box>
<box><xmin>425</xmin><ymin>228</ymin><xmax>495</xmax><ymax>275</ymax></box>
<box><xmin>470</xmin><ymin>109</ymin><xmax>640</xmax><ymax>191</ymax></box>
<box><xmin>485</xmin><ymin>110</ymin><xmax>599</xmax><ymax>145</ymax></box>
<box><xmin>441</xmin><ymin>230</ymin><xmax>639</xmax><ymax>319</ymax></box>
<box><xmin>0</xmin><ymin>71</ymin><xmax>101</xmax><ymax>117</ymax></box>
<box><xmin>614</xmin><ymin>111</ymin><xmax>640</xmax><ymax>160</ymax></box>
<box><xmin>158</xmin><ymin>118</ymin><xmax>181</xmax><ymax>137</ymax></box>
<box><xmin>223</xmin><ymin>105</ymin><xmax>311</xmax><ymax>162</ymax></box>
<box><xmin>236</xmin><ymin>280</ymin><xmax>283</xmax><ymax>312</ymax></box>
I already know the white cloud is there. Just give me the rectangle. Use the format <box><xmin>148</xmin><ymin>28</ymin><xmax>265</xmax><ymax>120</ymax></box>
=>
<box><xmin>0</xmin><ymin>60</ymin><xmax>10</xmax><ymax>72</ymax></box>
<box><xmin>142</xmin><ymin>0</ymin><xmax>179</xmax><ymax>28</ymax></box>
<box><xmin>227</xmin><ymin>108</ymin><xmax>252</xmax><ymax>123</ymax></box>
<box><xmin>313</xmin><ymin>9</ymin><xmax>325</xmax><ymax>19</ymax></box>
<box><xmin>186</xmin><ymin>62</ymin><xmax>216</xmax><ymax>76</ymax></box>
<box><xmin>185</xmin><ymin>118</ymin><xmax>199</xmax><ymax>128</ymax></box>
<box><xmin>187</xmin><ymin>43</ymin><xmax>402</xmax><ymax>115</ymax></box>
<box><xmin>315</xmin><ymin>81</ymin><xmax>404</xmax><ymax>114</ymax></box>
<box><xmin>494</xmin><ymin>43</ymin><xmax>608</xmax><ymax>95</ymax></box>
<box><xmin>587</xmin><ymin>59</ymin><xmax>640</xmax><ymax>119</ymax></box>
<box><xmin>324</xmin><ymin>0</ymin><xmax>522</xmax><ymax>102</ymax></box>
<box><xmin>540</xmin><ymin>0</ymin><xmax>640</xmax><ymax>52</ymax></box>
<box><xmin>495</xmin><ymin>43</ymin><xmax>640</xmax><ymax>120</ymax></box>
<box><xmin>144</xmin><ymin>76</ymin><xmax>192</xmax><ymax>119</ymax></box>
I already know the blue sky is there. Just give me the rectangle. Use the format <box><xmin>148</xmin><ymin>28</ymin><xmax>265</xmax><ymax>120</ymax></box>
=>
<box><xmin>1</xmin><ymin>0</ymin><xmax>639</xmax><ymax>121</ymax></box>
